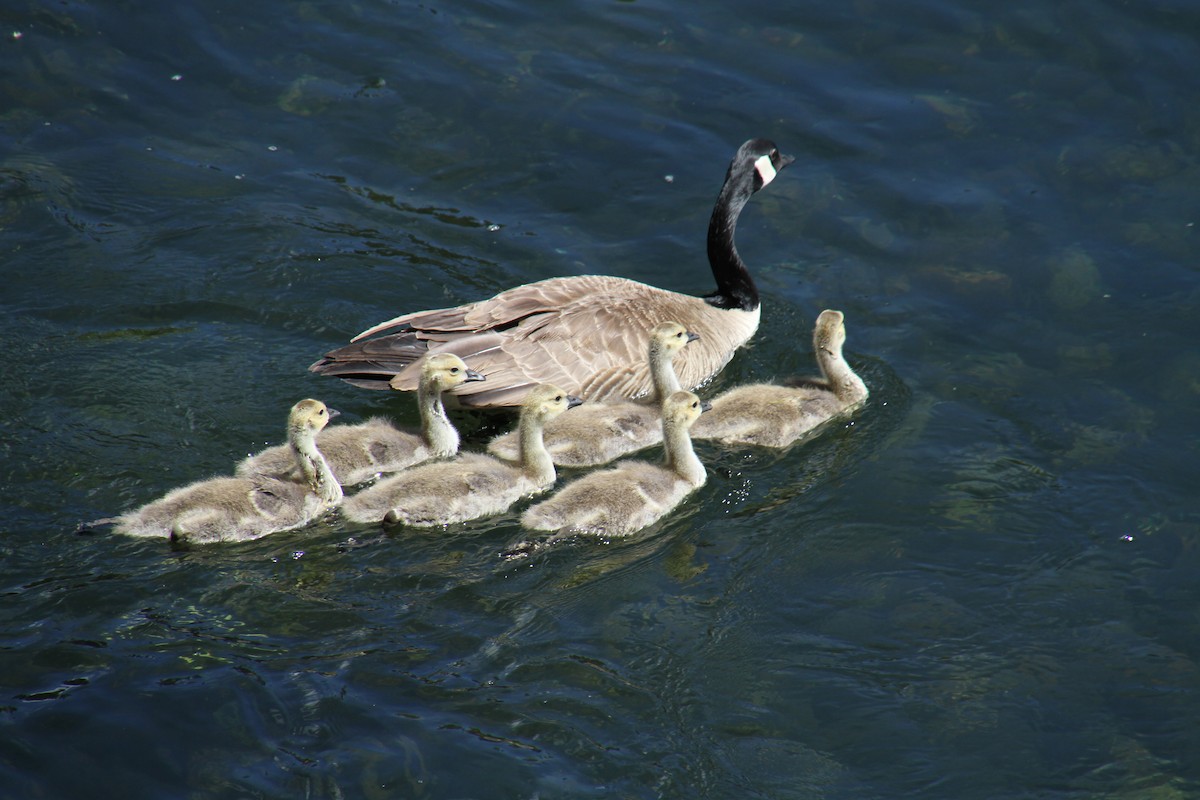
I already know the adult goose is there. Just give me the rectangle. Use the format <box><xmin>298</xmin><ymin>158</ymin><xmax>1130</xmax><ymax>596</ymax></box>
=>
<box><xmin>486</xmin><ymin>321</ymin><xmax>697</xmax><ymax>466</ymax></box>
<box><xmin>520</xmin><ymin>390</ymin><xmax>710</xmax><ymax>537</ymax></box>
<box><xmin>689</xmin><ymin>309</ymin><xmax>869</xmax><ymax>448</ymax></box>
<box><xmin>341</xmin><ymin>384</ymin><xmax>582</xmax><ymax>527</ymax></box>
<box><xmin>236</xmin><ymin>354</ymin><xmax>484</xmax><ymax>486</ymax></box>
<box><xmin>309</xmin><ymin>138</ymin><xmax>794</xmax><ymax>408</ymax></box>
<box><xmin>101</xmin><ymin>399</ymin><xmax>343</xmax><ymax>544</ymax></box>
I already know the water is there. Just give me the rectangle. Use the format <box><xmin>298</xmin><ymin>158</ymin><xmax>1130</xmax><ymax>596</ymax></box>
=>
<box><xmin>3</xmin><ymin>0</ymin><xmax>1199</xmax><ymax>796</ymax></box>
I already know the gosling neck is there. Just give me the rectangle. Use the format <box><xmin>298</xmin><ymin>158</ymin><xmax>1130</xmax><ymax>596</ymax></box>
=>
<box><xmin>292</xmin><ymin>427</ymin><xmax>343</xmax><ymax>504</ymax></box>
<box><xmin>817</xmin><ymin>343</ymin><xmax>868</xmax><ymax>404</ymax></box>
<box><xmin>517</xmin><ymin>411</ymin><xmax>557</xmax><ymax>487</ymax></box>
<box><xmin>418</xmin><ymin>378</ymin><xmax>459</xmax><ymax>456</ymax></box>
<box><xmin>648</xmin><ymin>342</ymin><xmax>683</xmax><ymax>400</ymax></box>
<box><xmin>663</xmin><ymin>417</ymin><xmax>706</xmax><ymax>487</ymax></box>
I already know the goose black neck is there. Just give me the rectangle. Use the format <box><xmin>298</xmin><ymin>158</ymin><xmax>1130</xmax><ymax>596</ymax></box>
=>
<box><xmin>703</xmin><ymin>177</ymin><xmax>759</xmax><ymax>312</ymax></box>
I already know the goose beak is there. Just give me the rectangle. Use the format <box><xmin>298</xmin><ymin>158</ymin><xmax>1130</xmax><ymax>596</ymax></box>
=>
<box><xmin>465</xmin><ymin>368</ymin><xmax>487</xmax><ymax>382</ymax></box>
<box><xmin>779</xmin><ymin>152</ymin><xmax>796</xmax><ymax>169</ymax></box>
<box><xmin>566</xmin><ymin>395</ymin><xmax>584</xmax><ymax>409</ymax></box>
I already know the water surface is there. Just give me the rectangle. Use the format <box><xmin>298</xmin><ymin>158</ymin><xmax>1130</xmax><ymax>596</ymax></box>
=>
<box><xmin>2</xmin><ymin>0</ymin><xmax>1198</xmax><ymax>797</ymax></box>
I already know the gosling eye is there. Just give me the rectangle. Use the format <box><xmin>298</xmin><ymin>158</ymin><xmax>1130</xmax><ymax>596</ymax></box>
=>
<box><xmin>449</xmin><ymin>367</ymin><xmax>460</xmax><ymax>374</ymax></box>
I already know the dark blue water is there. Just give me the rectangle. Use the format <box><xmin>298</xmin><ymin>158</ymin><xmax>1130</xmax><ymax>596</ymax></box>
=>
<box><xmin>3</xmin><ymin>0</ymin><xmax>1199</xmax><ymax>797</ymax></box>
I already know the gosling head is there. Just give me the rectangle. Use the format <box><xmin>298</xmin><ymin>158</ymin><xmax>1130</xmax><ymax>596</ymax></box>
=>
<box><xmin>413</xmin><ymin>353</ymin><xmax>487</xmax><ymax>392</ymax></box>
<box><xmin>289</xmin><ymin>398</ymin><xmax>339</xmax><ymax>436</ymax></box>
<box><xmin>663</xmin><ymin>390</ymin><xmax>710</xmax><ymax>430</ymax></box>
<box><xmin>521</xmin><ymin>384</ymin><xmax>584</xmax><ymax>423</ymax></box>
<box><xmin>649</xmin><ymin>321</ymin><xmax>700</xmax><ymax>358</ymax></box>
<box><xmin>813</xmin><ymin>309</ymin><xmax>847</xmax><ymax>357</ymax></box>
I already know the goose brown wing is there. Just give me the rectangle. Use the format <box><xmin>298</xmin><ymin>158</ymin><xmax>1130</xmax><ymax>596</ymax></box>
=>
<box><xmin>445</xmin><ymin>280</ymin><xmax>717</xmax><ymax>405</ymax></box>
<box><xmin>314</xmin><ymin>275</ymin><xmax>735</xmax><ymax>407</ymax></box>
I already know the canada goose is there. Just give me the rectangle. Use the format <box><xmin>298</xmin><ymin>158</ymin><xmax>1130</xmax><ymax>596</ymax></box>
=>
<box><xmin>237</xmin><ymin>354</ymin><xmax>484</xmax><ymax>486</ymax></box>
<box><xmin>340</xmin><ymin>384</ymin><xmax>582</xmax><ymax>526</ymax></box>
<box><xmin>690</xmin><ymin>309</ymin><xmax>868</xmax><ymax>448</ymax></box>
<box><xmin>486</xmin><ymin>321</ymin><xmax>698</xmax><ymax>466</ymax></box>
<box><xmin>309</xmin><ymin>138</ymin><xmax>794</xmax><ymax>408</ymax></box>
<box><xmin>104</xmin><ymin>399</ymin><xmax>343</xmax><ymax>544</ymax></box>
<box><xmin>520</xmin><ymin>390</ymin><xmax>709</xmax><ymax>537</ymax></box>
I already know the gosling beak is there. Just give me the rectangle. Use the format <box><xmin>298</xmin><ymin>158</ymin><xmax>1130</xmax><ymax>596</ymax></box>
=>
<box><xmin>566</xmin><ymin>395</ymin><xmax>584</xmax><ymax>409</ymax></box>
<box><xmin>685</xmin><ymin>331</ymin><xmax>700</xmax><ymax>344</ymax></box>
<box><xmin>327</xmin><ymin>408</ymin><xmax>342</xmax><ymax>420</ymax></box>
<box><xmin>465</xmin><ymin>368</ymin><xmax>486</xmax><ymax>382</ymax></box>
<box><xmin>699</xmin><ymin>400</ymin><xmax>712</xmax><ymax>413</ymax></box>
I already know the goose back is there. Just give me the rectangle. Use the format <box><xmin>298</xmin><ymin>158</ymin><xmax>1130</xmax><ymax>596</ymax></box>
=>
<box><xmin>377</xmin><ymin>278</ymin><xmax>757</xmax><ymax>407</ymax></box>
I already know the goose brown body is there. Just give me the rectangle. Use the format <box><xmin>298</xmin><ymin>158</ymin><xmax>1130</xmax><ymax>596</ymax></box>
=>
<box><xmin>309</xmin><ymin>139</ymin><xmax>793</xmax><ymax>408</ymax></box>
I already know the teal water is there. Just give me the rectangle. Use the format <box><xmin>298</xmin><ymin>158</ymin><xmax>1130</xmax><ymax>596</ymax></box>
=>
<box><xmin>3</xmin><ymin>0</ymin><xmax>1199</xmax><ymax>797</ymax></box>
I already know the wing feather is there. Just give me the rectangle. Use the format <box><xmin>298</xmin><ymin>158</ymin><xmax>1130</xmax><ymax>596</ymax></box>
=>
<box><xmin>312</xmin><ymin>275</ymin><xmax>758</xmax><ymax>407</ymax></box>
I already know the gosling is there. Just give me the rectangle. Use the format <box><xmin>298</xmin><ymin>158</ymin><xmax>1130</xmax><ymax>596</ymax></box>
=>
<box><xmin>689</xmin><ymin>309</ymin><xmax>868</xmax><ymax>448</ymax></box>
<box><xmin>341</xmin><ymin>384</ymin><xmax>582</xmax><ymax>527</ymax></box>
<box><xmin>520</xmin><ymin>390</ymin><xmax>709</xmax><ymax>538</ymax></box>
<box><xmin>486</xmin><ymin>321</ymin><xmax>698</xmax><ymax>467</ymax></box>
<box><xmin>237</xmin><ymin>354</ymin><xmax>483</xmax><ymax>486</ymax></box>
<box><xmin>104</xmin><ymin>399</ymin><xmax>343</xmax><ymax>544</ymax></box>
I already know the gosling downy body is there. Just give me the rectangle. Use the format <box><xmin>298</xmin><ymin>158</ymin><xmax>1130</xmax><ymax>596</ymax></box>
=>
<box><xmin>237</xmin><ymin>354</ymin><xmax>484</xmax><ymax>486</ymax></box>
<box><xmin>341</xmin><ymin>384</ymin><xmax>582</xmax><ymax>527</ymax></box>
<box><xmin>110</xmin><ymin>399</ymin><xmax>343</xmax><ymax>544</ymax></box>
<box><xmin>520</xmin><ymin>390</ymin><xmax>709</xmax><ymax>537</ymax></box>
<box><xmin>486</xmin><ymin>321</ymin><xmax>698</xmax><ymax>467</ymax></box>
<box><xmin>310</xmin><ymin>139</ymin><xmax>794</xmax><ymax>408</ymax></box>
<box><xmin>690</xmin><ymin>309</ymin><xmax>869</xmax><ymax>448</ymax></box>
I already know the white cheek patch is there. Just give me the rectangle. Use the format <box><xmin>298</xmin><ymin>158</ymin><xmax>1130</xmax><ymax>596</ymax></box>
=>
<box><xmin>754</xmin><ymin>154</ymin><xmax>777</xmax><ymax>187</ymax></box>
